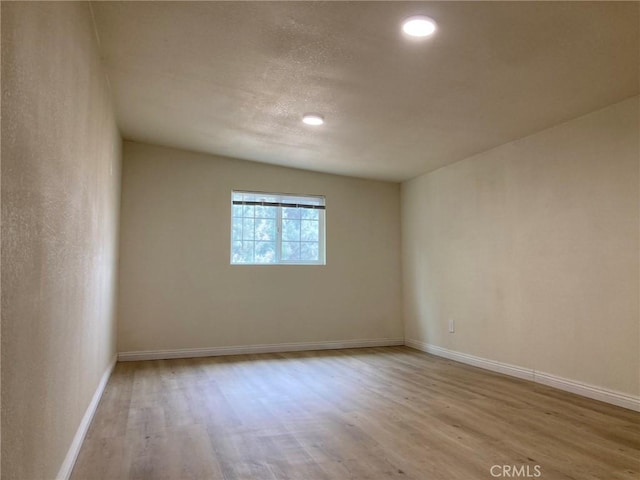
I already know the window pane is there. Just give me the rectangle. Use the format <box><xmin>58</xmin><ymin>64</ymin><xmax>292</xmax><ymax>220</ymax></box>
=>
<box><xmin>232</xmin><ymin>205</ymin><xmax>243</xmax><ymax>217</ymax></box>
<box><xmin>232</xmin><ymin>217</ymin><xmax>243</xmax><ymax>242</ymax></box>
<box><xmin>244</xmin><ymin>193</ymin><xmax>278</xmax><ymax>203</ymax></box>
<box><xmin>282</xmin><ymin>219</ymin><xmax>300</xmax><ymax>241</ymax></box>
<box><xmin>255</xmin><ymin>205</ymin><xmax>277</xmax><ymax>218</ymax></box>
<box><xmin>282</xmin><ymin>242</ymin><xmax>300</xmax><ymax>261</ymax></box>
<box><xmin>282</xmin><ymin>207</ymin><xmax>301</xmax><ymax>220</ymax></box>
<box><xmin>301</xmin><ymin>220</ymin><xmax>318</xmax><ymax>241</ymax></box>
<box><xmin>242</xmin><ymin>218</ymin><xmax>255</xmax><ymax>240</ymax></box>
<box><xmin>301</xmin><ymin>208</ymin><xmax>319</xmax><ymax>220</ymax></box>
<box><xmin>232</xmin><ymin>241</ymin><xmax>254</xmax><ymax>263</ymax></box>
<box><xmin>300</xmin><ymin>242</ymin><xmax>319</xmax><ymax>262</ymax></box>
<box><xmin>254</xmin><ymin>242</ymin><xmax>276</xmax><ymax>263</ymax></box>
<box><xmin>231</xmin><ymin>241</ymin><xmax>243</xmax><ymax>262</ymax></box>
<box><xmin>242</xmin><ymin>205</ymin><xmax>255</xmax><ymax>217</ymax></box>
<box><xmin>242</xmin><ymin>241</ymin><xmax>254</xmax><ymax>263</ymax></box>
<box><xmin>286</xmin><ymin>195</ymin><xmax>323</xmax><ymax>207</ymax></box>
<box><xmin>255</xmin><ymin>218</ymin><xmax>276</xmax><ymax>241</ymax></box>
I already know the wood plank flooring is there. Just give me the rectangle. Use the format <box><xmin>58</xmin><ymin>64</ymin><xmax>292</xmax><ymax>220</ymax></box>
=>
<box><xmin>71</xmin><ymin>347</ymin><xmax>640</xmax><ymax>480</ymax></box>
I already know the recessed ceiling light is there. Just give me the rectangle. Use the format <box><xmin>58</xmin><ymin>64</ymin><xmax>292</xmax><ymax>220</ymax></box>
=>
<box><xmin>302</xmin><ymin>113</ymin><xmax>324</xmax><ymax>126</ymax></box>
<box><xmin>402</xmin><ymin>15</ymin><xmax>437</xmax><ymax>37</ymax></box>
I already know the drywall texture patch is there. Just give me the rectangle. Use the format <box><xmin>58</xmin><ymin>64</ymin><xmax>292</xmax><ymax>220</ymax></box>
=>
<box><xmin>117</xmin><ymin>142</ymin><xmax>402</xmax><ymax>353</ymax></box>
<box><xmin>402</xmin><ymin>97</ymin><xmax>640</xmax><ymax>396</ymax></box>
<box><xmin>1</xmin><ymin>3</ymin><xmax>121</xmax><ymax>478</ymax></box>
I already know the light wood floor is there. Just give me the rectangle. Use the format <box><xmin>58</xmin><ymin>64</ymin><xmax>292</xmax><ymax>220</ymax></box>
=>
<box><xmin>71</xmin><ymin>347</ymin><xmax>639</xmax><ymax>480</ymax></box>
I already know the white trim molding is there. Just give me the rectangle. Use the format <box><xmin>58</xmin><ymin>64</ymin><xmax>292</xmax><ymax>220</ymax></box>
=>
<box><xmin>405</xmin><ymin>339</ymin><xmax>640</xmax><ymax>412</ymax></box>
<box><xmin>406</xmin><ymin>340</ymin><xmax>534</xmax><ymax>381</ymax></box>
<box><xmin>56</xmin><ymin>356</ymin><xmax>117</xmax><ymax>480</ymax></box>
<box><xmin>118</xmin><ymin>338</ymin><xmax>405</xmax><ymax>362</ymax></box>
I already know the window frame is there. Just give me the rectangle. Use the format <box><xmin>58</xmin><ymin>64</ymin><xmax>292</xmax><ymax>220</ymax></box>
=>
<box><xmin>230</xmin><ymin>190</ymin><xmax>326</xmax><ymax>266</ymax></box>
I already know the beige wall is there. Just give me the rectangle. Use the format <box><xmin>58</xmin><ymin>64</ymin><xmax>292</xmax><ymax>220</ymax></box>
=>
<box><xmin>402</xmin><ymin>96</ymin><xmax>639</xmax><ymax>396</ymax></box>
<box><xmin>1</xmin><ymin>3</ymin><xmax>121</xmax><ymax>479</ymax></box>
<box><xmin>118</xmin><ymin>142</ymin><xmax>402</xmax><ymax>353</ymax></box>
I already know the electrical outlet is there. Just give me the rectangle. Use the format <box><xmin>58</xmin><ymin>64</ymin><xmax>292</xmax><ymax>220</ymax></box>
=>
<box><xmin>448</xmin><ymin>319</ymin><xmax>455</xmax><ymax>333</ymax></box>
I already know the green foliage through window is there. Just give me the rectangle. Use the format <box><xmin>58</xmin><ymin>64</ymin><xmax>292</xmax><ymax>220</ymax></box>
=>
<box><xmin>231</xmin><ymin>191</ymin><xmax>325</xmax><ymax>265</ymax></box>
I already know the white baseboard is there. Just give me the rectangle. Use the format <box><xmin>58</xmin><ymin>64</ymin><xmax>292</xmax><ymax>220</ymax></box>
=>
<box><xmin>405</xmin><ymin>339</ymin><xmax>640</xmax><ymax>412</ymax></box>
<box><xmin>118</xmin><ymin>338</ymin><xmax>405</xmax><ymax>362</ymax></box>
<box><xmin>56</xmin><ymin>356</ymin><xmax>117</xmax><ymax>480</ymax></box>
<box><xmin>406</xmin><ymin>339</ymin><xmax>534</xmax><ymax>381</ymax></box>
<box><xmin>532</xmin><ymin>371</ymin><xmax>640</xmax><ymax>412</ymax></box>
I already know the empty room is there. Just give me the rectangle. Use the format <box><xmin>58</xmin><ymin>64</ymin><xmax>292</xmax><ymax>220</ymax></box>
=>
<box><xmin>1</xmin><ymin>1</ymin><xmax>638</xmax><ymax>479</ymax></box>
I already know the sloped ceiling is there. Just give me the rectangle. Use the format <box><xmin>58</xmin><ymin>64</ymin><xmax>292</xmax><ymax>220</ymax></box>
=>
<box><xmin>91</xmin><ymin>1</ymin><xmax>639</xmax><ymax>181</ymax></box>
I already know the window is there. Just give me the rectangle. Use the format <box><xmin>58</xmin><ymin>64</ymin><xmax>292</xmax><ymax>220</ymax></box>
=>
<box><xmin>231</xmin><ymin>190</ymin><xmax>325</xmax><ymax>265</ymax></box>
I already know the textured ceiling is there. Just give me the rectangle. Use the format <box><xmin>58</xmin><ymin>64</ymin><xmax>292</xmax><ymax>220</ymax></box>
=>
<box><xmin>91</xmin><ymin>1</ymin><xmax>639</xmax><ymax>181</ymax></box>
